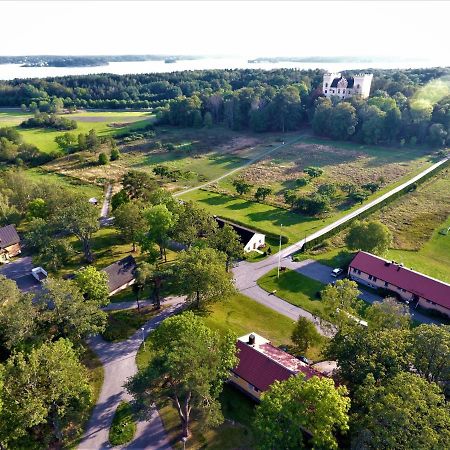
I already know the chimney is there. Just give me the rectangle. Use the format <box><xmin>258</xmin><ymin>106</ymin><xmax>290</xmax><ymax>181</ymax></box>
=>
<box><xmin>248</xmin><ymin>334</ymin><xmax>256</xmax><ymax>346</ymax></box>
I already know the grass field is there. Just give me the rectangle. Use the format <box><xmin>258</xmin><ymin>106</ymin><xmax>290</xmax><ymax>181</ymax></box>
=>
<box><xmin>257</xmin><ymin>268</ymin><xmax>326</xmax><ymax>316</ymax></box>
<box><xmin>0</xmin><ymin>110</ymin><xmax>153</xmax><ymax>154</ymax></box>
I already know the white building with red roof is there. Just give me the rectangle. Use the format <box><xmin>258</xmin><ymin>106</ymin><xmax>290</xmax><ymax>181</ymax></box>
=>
<box><xmin>229</xmin><ymin>333</ymin><xmax>323</xmax><ymax>400</ymax></box>
<box><xmin>348</xmin><ymin>251</ymin><xmax>450</xmax><ymax>318</ymax></box>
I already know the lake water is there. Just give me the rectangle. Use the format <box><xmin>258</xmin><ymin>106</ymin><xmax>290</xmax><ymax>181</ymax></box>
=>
<box><xmin>0</xmin><ymin>57</ymin><xmax>448</xmax><ymax>80</ymax></box>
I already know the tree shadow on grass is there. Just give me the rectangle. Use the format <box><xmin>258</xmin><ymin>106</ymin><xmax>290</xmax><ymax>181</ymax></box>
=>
<box><xmin>227</xmin><ymin>201</ymin><xmax>254</xmax><ymax>210</ymax></box>
<box><xmin>199</xmin><ymin>195</ymin><xmax>231</xmax><ymax>206</ymax></box>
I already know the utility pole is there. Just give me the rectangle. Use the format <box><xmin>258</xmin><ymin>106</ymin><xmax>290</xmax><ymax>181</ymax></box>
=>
<box><xmin>277</xmin><ymin>224</ymin><xmax>283</xmax><ymax>279</ymax></box>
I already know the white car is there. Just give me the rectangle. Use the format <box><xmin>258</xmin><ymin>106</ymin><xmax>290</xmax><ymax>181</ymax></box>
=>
<box><xmin>331</xmin><ymin>268</ymin><xmax>343</xmax><ymax>277</ymax></box>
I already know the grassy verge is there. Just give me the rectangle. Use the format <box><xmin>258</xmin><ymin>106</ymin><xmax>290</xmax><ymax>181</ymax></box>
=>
<box><xmin>109</xmin><ymin>401</ymin><xmax>136</xmax><ymax>446</ymax></box>
<box><xmin>257</xmin><ymin>268</ymin><xmax>326</xmax><ymax>317</ymax></box>
<box><xmin>102</xmin><ymin>305</ymin><xmax>161</xmax><ymax>342</ymax></box>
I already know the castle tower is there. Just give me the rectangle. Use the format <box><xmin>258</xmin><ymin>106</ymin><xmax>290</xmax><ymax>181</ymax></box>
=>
<box><xmin>352</xmin><ymin>73</ymin><xmax>373</xmax><ymax>98</ymax></box>
<box><xmin>322</xmin><ymin>72</ymin><xmax>340</xmax><ymax>96</ymax></box>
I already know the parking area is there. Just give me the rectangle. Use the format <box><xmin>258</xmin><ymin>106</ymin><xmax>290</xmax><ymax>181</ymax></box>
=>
<box><xmin>0</xmin><ymin>256</ymin><xmax>41</xmax><ymax>292</ymax></box>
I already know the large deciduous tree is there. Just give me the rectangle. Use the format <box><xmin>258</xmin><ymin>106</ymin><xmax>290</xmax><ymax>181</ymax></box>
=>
<box><xmin>366</xmin><ymin>297</ymin><xmax>411</xmax><ymax>331</ymax></box>
<box><xmin>352</xmin><ymin>372</ymin><xmax>450</xmax><ymax>450</ymax></box>
<box><xmin>75</xmin><ymin>265</ymin><xmax>110</xmax><ymax>306</ymax></box>
<box><xmin>173</xmin><ymin>247</ymin><xmax>235</xmax><ymax>309</ymax></box>
<box><xmin>0</xmin><ymin>339</ymin><xmax>92</xmax><ymax>448</ymax></box>
<box><xmin>254</xmin><ymin>375</ymin><xmax>350</xmax><ymax>450</ymax></box>
<box><xmin>291</xmin><ymin>316</ymin><xmax>323</xmax><ymax>355</ymax></box>
<box><xmin>126</xmin><ymin>312</ymin><xmax>237</xmax><ymax>439</ymax></box>
<box><xmin>345</xmin><ymin>220</ymin><xmax>392</xmax><ymax>255</ymax></box>
<box><xmin>122</xmin><ymin>170</ymin><xmax>157</xmax><ymax>201</ymax></box>
<box><xmin>55</xmin><ymin>196</ymin><xmax>99</xmax><ymax>262</ymax></box>
<box><xmin>207</xmin><ymin>224</ymin><xmax>243</xmax><ymax>271</ymax></box>
<box><xmin>113</xmin><ymin>202</ymin><xmax>146</xmax><ymax>252</ymax></box>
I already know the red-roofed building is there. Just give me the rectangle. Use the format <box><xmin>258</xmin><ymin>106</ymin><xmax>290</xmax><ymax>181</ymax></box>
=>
<box><xmin>348</xmin><ymin>251</ymin><xmax>450</xmax><ymax>318</ymax></box>
<box><xmin>230</xmin><ymin>333</ymin><xmax>323</xmax><ymax>400</ymax></box>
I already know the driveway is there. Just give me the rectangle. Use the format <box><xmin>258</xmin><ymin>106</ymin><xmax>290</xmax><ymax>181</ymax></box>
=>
<box><xmin>0</xmin><ymin>256</ymin><xmax>41</xmax><ymax>292</ymax></box>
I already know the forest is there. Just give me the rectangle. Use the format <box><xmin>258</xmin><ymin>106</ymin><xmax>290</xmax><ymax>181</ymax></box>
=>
<box><xmin>0</xmin><ymin>67</ymin><xmax>449</xmax><ymax>147</ymax></box>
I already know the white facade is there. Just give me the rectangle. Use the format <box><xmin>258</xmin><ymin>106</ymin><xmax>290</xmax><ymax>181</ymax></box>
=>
<box><xmin>322</xmin><ymin>72</ymin><xmax>373</xmax><ymax>99</ymax></box>
<box><xmin>244</xmin><ymin>233</ymin><xmax>265</xmax><ymax>253</ymax></box>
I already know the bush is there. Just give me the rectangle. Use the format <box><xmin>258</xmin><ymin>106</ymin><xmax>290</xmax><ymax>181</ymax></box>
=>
<box><xmin>110</xmin><ymin>148</ymin><xmax>120</xmax><ymax>161</ymax></box>
<box><xmin>295</xmin><ymin>177</ymin><xmax>310</xmax><ymax>187</ymax></box>
<box><xmin>109</xmin><ymin>402</ymin><xmax>136</xmax><ymax>446</ymax></box>
<box><xmin>98</xmin><ymin>152</ymin><xmax>109</xmax><ymax>165</ymax></box>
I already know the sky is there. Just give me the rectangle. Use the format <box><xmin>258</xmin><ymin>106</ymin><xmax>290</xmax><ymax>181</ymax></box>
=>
<box><xmin>1</xmin><ymin>1</ymin><xmax>449</xmax><ymax>61</ymax></box>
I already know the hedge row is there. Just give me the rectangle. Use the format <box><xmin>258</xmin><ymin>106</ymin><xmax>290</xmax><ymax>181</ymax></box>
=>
<box><xmin>302</xmin><ymin>158</ymin><xmax>450</xmax><ymax>251</ymax></box>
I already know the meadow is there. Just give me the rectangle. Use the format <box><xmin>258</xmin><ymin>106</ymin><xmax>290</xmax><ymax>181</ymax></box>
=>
<box><xmin>0</xmin><ymin>110</ymin><xmax>154</xmax><ymax>154</ymax></box>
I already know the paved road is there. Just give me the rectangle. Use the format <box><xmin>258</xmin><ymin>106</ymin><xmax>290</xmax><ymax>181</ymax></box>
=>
<box><xmin>173</xmin><ymin>135</ymin><xmax>305</xmax><ymax>197</ymax></box>
<box><xmin>0</xmin><ymin>256</ymin><xmax>41</xmax><ymax>292</ymax></box>
<box><xmin>100</xmin><ymin>184</ymin><xmax>114</xmax><ymax>227</ymax></box>
<box><xmin>79</xmin><ymin>298</ymin><xmax>184</xmax><ymax>450</ymax></box>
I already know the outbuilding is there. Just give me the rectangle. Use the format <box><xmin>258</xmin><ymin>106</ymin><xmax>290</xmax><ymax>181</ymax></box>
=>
<box><xmin>0</xmin><ymin>225</ymin><xmax>21</xmax><ymax>263</ymax></box>
<box><xmin>215</xmin><ymin>217</ymin><xmax>265</xmax><ymax>253</ymax></box>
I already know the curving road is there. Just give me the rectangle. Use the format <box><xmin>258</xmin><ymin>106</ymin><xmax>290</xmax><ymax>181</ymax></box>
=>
<box><xmin>78</xmin><ymin>298</ymin><xmax>185</xmax><ymax>450</ymax></box>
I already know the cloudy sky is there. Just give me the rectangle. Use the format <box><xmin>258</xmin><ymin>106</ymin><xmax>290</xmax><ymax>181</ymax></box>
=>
<box><xmin>1</xmin><ymin>1</ymin><xmax>449</xmax><ymax>61</ymax></box>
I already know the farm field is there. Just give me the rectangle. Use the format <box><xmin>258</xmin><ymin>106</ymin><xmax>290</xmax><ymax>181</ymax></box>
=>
<box><xmin>0</xmin><ymin>110</ymin><xmax>154</xmax><ymax>154</ymax></box>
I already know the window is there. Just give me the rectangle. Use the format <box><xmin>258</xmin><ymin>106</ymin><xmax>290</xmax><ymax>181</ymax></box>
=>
<box><xmin>338</xmin><ymin>89</ymin><xmax>340</xmax><ymax>93</ymax></box>
<box><xmin>384</xmin><ymin>281</ymin><xmax>389</xmax><ymax>287</ymax></box>
<box><xmin>373</xmin><ymin>277</ymin><xmax>377</xmax><ymax>282</ymax></box>
<box><xmin>325</xmin><ymin>90</ymin><xmax>327</xmax><ymax>93</ymax></box>
<box><xmin>325</xmin><ymin>83</ymin><xmax>328</xmax><ymax>87</ymax></box>
<box><xmin>332</xmin><ymin>89</ymin><xmax>335</xmax><ymax>93</ymax></box>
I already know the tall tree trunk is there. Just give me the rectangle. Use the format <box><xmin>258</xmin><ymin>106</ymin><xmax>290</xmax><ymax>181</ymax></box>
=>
<box><xmin>82</xmin><ymin>238</ymin><xmax>94</xmax><ymax>263</ymax></box>
<box><xmin>136</xmin><ymin>288</ymin><xmax>141</xmax><ymax>313</ymax></box>
<box><xmin>196</xmin><ymin>290</ymin><xmax>200</xmax><ymax>309</ymax></box>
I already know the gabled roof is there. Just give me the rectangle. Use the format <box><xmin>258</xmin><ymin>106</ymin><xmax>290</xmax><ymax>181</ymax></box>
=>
<box><xmin>102</xmin><ymin>255</ymin><xmax>137</xmax><ymax>293</ymax></box>
<box><xmin>233</xmin><ymin>333</ymin><xmax>322</xmax><ymax>392</ymax></box>
<box><xmin>349</xmin><ymin>251</ymin><xmax>450</xmax><ymax>309</ymax></box>
<box><xmin>215</xmin><ymin>217</ymin><xmax>263</xmax><ymax>246</ymax></box>
<box><xmin>0</xmin><ymin>225</ymin><xmax>20</xmax><ymax>250</ymax></box>
<box><xmin>330</xmin><ymin>76</ymin><xmax>355</xmax><ymax>89</ymax></box>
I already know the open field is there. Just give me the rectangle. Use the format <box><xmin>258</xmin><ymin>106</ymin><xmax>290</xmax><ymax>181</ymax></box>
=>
<box><xmin>214</xmin><ymin>136</ymin><xmax>435</xmax><ymax>205</ymax></box>
<box><xmin>0</xmin><ymin>110</ymin><xmax>153</xmax><ymax>154</ymax></box>
<box><xmin>43</xmin><ymin>126</ymin><xmax>289</xmax><ymax>188</ymax></box>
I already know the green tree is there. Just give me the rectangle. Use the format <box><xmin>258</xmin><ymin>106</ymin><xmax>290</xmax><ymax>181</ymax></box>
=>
<box><xmin>328</xmin><ymin>102</ymin><xmax>357</xmax><ymax>140</ymax></box>
<box><xmin>77</xmin><ymin>133</ymin><xmax>87</xmax><ymax>150</ymax></box>
<box><xmin>143</xmin><ymin>204</ymin><xmax>177</xmax><ymax>261</ymax></box>
<box><xmin>111</xmin><ymin>189</ymin><xmax>129</xmax><ymax>210</ymax></box>
<box><xmin>254</xmin><ymin>375</ymin><xmax>350</xmax><ymax>450</ymax></box>
<box><xmin>232</xmin><ymin>179</ymin><xmax>252</xmax><ymax>196</ymax></box>
<box><xmin>254</xmin><ymin>186</ymin><xmax>272</xmax><ymax>202</ymax></box>
<box><xmin>411</xmin><ymin>324</ymin><xmax>450</xmax><ymax>392</ymax></box>
<box><xmin>24</xmin><ymin>217</ymin><xmax>51</xmax><ymax>251</ymax></box>
<box><xmin>312</xmin><ymin>97</ymin><xmax>332</xmax><ymax>136</ymax></box>
<box><xmin>303</xmin><ymin>166</ymin><xmax>323</xmax><ymax>178</ymax></box>
<box><xmin>35</xmin><ymin>278</ymin><xmax>107</xmax><ymax>343</ymax></box>
<box><xmin>75</xmin><ymin>265</ymin><xmax>110</xmax><ymax>306</ymax></box>
<box><xmin>317</xmin><ymin>183</ymin><xmax>337</xmax><ymax>197</ymax></box>
<box><xmin>366</xmin><ymin>297</ymin><xmax>411</xmax><ymax>331</ymax></box>
<box><xmin>0</xmin><ymin>339</ymin><xmax>92</xmax><ymax>447</ymax></box>
<box><xmin>345</xmin><ymin>220</ymin><xmax>392</xmax><ymax>255</ymax></box>
<box><xmin>291</xmin><ymin>316</ymin><xmax>323</xmax><ymax>355</ymax></box>
<box><xmin>173</xmin><ymin>247</ymin><xmax>235</xmax><ymax>308</ymax></box>
<box><xmin>55</xmin><ymin>196</ymin><xmax>99</xmax><ymax>262</ymax></box>
<box><xmin>27</xmin><ymin>197</ymin><xmax>48</xmax><ymax>219</ymax></box>
<box><xmin>126</xmin><ymin>312</ymin><xmax>237</xmax><ymax>439</ymax></box>
<box><xmin>54</xmin><ymin>132</ymin><xmax>77</xmax><ymax>152</ymax></box>
<box><xmin>35</xmin><ymin>238</ymin><xmax>73</xmax><ymax>272</ymax></box>
<box><xmin>134</xmin><ymin>261</ymin><xmax>168</xmax><ymax>310</ymax></box>
<box><xmin>172</xmin><ymin>201</ymin><xmax>217</xmax><ymax>247</ymax></box>
<box><xmin>208</xmin><ymin>224</ymin><xmax>243</xmax><ymax>271</ymax></box>
<box><xmin>86</xmin><ymin>128</ymin><xmax>99</xmax><ymax>150</ymax></box>
<box><xmin>284</xmin><ymin>189</ymin><xmax>298</xmax><ymax>208</ymax></box>
<box><xmin>98</xmin><ymin>152</ymin><xmax>108</xmax><ymax>165</ymax></box>
<box><xmin>114</xmin><ymin>201</ymin><xmax>146</xmax><ymax>252</ymax></box>
<box><xmin>320</xmin><ymin>279</ymin><xmax>364</xmax><ymax>331</ymax></box>
<box><xmin>0</xmin><ymin>274</ymin><xmax>21</xmax><ymax>307</ymax></box>
<box><xmin>0</xmin><ymin>192</ymin><xmax>20</xmax><ymax>226</ymax></box>
<box><xmin>326</xmin><ymin>326</ymin><xmax>412</xmax><ymax>388</ymax></box>
<box><xmin>352</xmin><ymin>373</ymin><xmax>450</xmax><ymax>450</ymax></box>
<box><xmin>122</xmin><ymin>170</ymin><xmax>157</xmax><ymax>201</ymax></box>
<box><xmin>203</xmin><ymin>111</ymin><xmax>213</xmax><ymax>128</ymax></box>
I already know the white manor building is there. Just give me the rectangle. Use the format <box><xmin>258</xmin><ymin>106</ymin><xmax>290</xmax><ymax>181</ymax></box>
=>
<box><xmin>322</xmin><ymin>72</ymin><xmax>373</xmax><ymax>99</ymax></box>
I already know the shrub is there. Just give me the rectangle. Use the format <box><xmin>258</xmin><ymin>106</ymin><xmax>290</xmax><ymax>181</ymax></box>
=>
<box><xmin>98</xmin><ymin>152</ymin><xmax>109</xmax><ymax>165</ymax></box>
<box><xmin>110</xmin><ymin>148</ymin><xmax>120</xmax><ymax>161</ymax></box>
<box><xmin>109</xmin><ymin>401</ymin><xmax>136</xmax><ymax>445</ymax></box>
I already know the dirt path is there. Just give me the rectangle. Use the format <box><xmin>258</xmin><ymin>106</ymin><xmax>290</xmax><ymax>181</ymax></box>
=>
<box><xmin>173</xmin><ymin>135</ymin><xmax>305</xmax><ymax>197</ymax></box>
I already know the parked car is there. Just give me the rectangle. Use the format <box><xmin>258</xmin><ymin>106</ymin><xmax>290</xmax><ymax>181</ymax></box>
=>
<box><xmin>331</xmin><ymin>268</ymin><xmax>343</xmax><ymax>277</ymax></box>
<box><xmin>31</xmin><ymin>267</ymin><xmax>48</xmax><ymax>282</ymax></box>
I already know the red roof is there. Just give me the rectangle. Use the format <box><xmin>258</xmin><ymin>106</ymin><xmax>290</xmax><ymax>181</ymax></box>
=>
<box><xmin>233</xmin><ymin>340</ymin><xmax>322</xmax><ymax>392</ymax></box>
<box><xmin>349</xmin><ymin>251</ymin><xmax>450</xmax><ymax>309</ymax></box>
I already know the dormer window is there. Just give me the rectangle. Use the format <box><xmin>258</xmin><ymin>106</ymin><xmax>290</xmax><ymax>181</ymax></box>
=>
<box><xmin>325</xmin><ymin>83</ymin><xmax>328</xmax><ymax>87</ymax></box>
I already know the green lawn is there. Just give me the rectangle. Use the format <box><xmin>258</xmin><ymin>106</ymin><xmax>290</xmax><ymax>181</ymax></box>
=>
<box><xmin>386</xmin><ymin>214</ymin><xmax>450</xmax><ymax>283</ymax></box>
<box><xmin>294</xmin><ymin>247</ymin><xmax>355</xmax><ymax>269</ymax></box>
<box><xmin>257</xmin><ymin>269</ymin><xmax>326</xmax><ymax>317</ymax></box>
<box><xmin>0</xmin><ymin>110</ymin><xmax>153</xmax><ymax>154</ymax></box>
<box><xmin>109</xmin><ymin>401</ymin><xmax>136</xmax><ymax>446</ymax></box>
